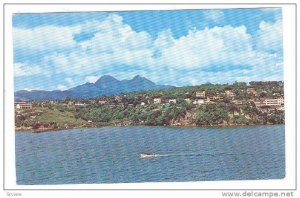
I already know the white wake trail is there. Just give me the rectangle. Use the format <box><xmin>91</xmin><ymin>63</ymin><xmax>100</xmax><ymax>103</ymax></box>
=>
<box><xmin>158</xmin><ymin>152</ymin><xmax>203</xmax><ymax>157</ymax></box>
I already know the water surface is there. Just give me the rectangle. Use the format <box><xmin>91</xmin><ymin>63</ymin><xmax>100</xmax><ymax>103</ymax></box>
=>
<box><xmin>15</xmin><ymin>125</ymin><xmax>285</xmax><ymax>184</ymax></box>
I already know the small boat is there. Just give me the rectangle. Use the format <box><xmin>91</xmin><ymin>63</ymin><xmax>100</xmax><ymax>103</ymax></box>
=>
<box><xmin>140</xmin><ymin>153</ymin><xmax>160</xmax><ymax>159</ymax></box>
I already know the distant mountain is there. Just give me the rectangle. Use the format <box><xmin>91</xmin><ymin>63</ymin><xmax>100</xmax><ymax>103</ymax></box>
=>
<box><xmin>15</xmin><ymin>75</ymin><xmax>175</xmax><ymax>101</ymax></box>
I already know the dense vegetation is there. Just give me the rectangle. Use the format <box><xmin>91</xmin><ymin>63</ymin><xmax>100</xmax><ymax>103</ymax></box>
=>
<box><xmin>15</xmin><ymin>81</ymin><xmax>284</xmax><ymax>130</ymax></box>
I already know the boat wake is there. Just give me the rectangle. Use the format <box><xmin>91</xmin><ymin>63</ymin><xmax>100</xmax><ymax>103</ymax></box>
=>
<box><xmin>140</xmin><ymin>152</ymin><xmax>203</xmax><ymax>159</ymax></box>
<box><xmin>159</xmin><ymin>153</ymin><xmax>203</xmax><ymax>157</ymax></box>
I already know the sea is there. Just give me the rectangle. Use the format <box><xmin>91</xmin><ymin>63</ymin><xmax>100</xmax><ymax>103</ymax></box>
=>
<box><xmin>15</xmin><ymin>125</ymin><xmax>285</xmax><ymax>184</ymax></box>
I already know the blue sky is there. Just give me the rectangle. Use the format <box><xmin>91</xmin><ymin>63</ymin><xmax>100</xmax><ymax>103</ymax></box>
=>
<box><xmin>13</xmin><ymin>8</ymin><xmax>283</xmax><ymax>91</ymax></box>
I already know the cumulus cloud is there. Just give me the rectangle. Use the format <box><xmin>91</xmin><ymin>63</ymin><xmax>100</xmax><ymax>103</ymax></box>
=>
<box><xmin>65</xmin><ymin>77</ymin><xmax>74</xmax><ymax>85</ymax></box>
<box><xmin>256</xmin><ymin>20</ymin><xmax>283</xmax><ymax>53</ymax></box>
<box><xmin>13</xmin><ymin>25</ymin><xmax>80</xmax><ymax>52</ymax></box>
<box><xmin>56</xmin><ymin>84</ymin><xmax>67</xmax><ymax>91</ymax></box>
<box><xmin>156</xmin><ymin>25</ymin><xmax>253</xmax><ymax>69</ymax></box>
<box><xmin>14</xmin><ymin>62</ymin><xmax>42</xmax><ymax>77</ymax></box>
<box><xmin>85</xmin><ymin>75</ymin><xmax>100</xmax><ymax>83</ymax></box>
<box><xmin>43</xmin><ymin>21</ymin><xmax>255</xmax><ymax>74</ymax></box>
<box><xmin>79</xmin><ymin>14</ymin><xmax>152</xmax><ymax>52</ymax></box>
<box><xmin>13</xmin><ymin>13</ymin><xmax>283</xmax><ymax>86</ymax></box>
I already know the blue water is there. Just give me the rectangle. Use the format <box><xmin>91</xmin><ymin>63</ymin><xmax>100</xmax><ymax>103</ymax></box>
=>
<box><xmin>15</xmin><ymin>125</ymin><xmax>285</xmax><ymax>184</ymax></box>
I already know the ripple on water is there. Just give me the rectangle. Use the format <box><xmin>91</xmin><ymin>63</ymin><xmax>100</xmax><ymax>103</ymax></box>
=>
<box><xmin>16</xmin><ymin>125</ymin><xmax>285</xmax><ymax>184</ymax></box>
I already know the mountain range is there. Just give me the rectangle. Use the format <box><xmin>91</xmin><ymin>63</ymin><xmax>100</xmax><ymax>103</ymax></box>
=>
<box><xmin>15</xmin><ymin>75</ymin><xmax>175</xmax><ymax>101</ymax></box>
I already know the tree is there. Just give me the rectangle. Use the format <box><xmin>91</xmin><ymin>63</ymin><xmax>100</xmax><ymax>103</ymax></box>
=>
<box><xmin>195</xmin><ymin>104</ymin><xmax>229</xmax><ymax>126</ymax></box>
<box><xmin>232</xmin><ymin>115</ymin><xmax>249</xmax><ymax>125</ymax></box>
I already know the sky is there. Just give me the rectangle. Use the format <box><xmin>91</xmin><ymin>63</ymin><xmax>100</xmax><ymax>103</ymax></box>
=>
<box><xmin>13</xmin><ymin>8</ymin><xmax>283</xmax><ymax>91</ymax></box>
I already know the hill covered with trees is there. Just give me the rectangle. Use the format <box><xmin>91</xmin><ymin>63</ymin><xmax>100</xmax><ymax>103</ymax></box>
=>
<box><xmin>15</xmin><ymin>81</ymin><xmax>284</xmax><ymax>131</ymax></box>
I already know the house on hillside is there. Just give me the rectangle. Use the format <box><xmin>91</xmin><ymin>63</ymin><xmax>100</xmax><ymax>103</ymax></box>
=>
<box><xmin>75</xmin><ymin>102</ymin><xmax>85</xmax><ymax>106</ymax></box>
<box><xmin>263</xmin><ymin>98</ymin><xmax>284</xmax><ymax>106</ymax></box>
<box><xmin>193</xmin><ymin>99</ymin><xmax>205</xmax><ymax>106</ymax></box>
<box><xmin>207</xmin><ymin>95</ymin><xmax>224</xmax><ymax>101</ymax></box>
<box><xmin>254</xmin><ymin>100</ymin><xmax>265</xmax><ymax>108</ymax></box>
<box><xmin>89</xmin><ymin>100</ymin><xmax>96</xmax><ymax>104</ymax></box>
<box><xmin>115</xmin><ymin>96</ymin><xmax>122</xmax><ymax>102</ymax></box>
<box><xmin>109</xmin><ymin>104</ymin><xmax>124</xmax><ymax>108</ymax></box>
<box><xmin>184</xmin><ymin>98</ymin><xmax>192</xmax><ymax>103</ymax></box>
<box><xmin>228</xmin><ymin>110</ymin><xmax>240</xmax><ymax>118</ymax></box>
<box><xmin>195</xmin><ymin>91</ymin><xmax>206</xmax><ymax>98</ymax></box>
<box><xmin>225</xmin><ymin>90</ymin><xmax>236</xmax><ymax>98</ymax></box>
<box><xmin>98</xmin><ymin>100</ymin><xmax>107</xmax><ymax>105</ymax></box>
<box><xmin>272</xmin><ymin>92</ymin><xmax>282</xmax><ymax>96</ymax></box>
<box><xmin>168</xmin><ymin>99</ymin><xmax>177</xmax><ymax>104</ymax></box>
<box><xmin>68</xmin><ymin>101</ymin><xmax>74</xmax><ymax>105</ymax></box>
<box><xmin>247</xmin><ymin>87</ymin><xmax>257</xmax><ymax>95</ymax></box>
<box><xmin>232</xmin><ymin>100</ymin><xmax>243</xmax><ymax>105</ymax></box>
<box><xmin>15</xmin><ymin>102</ymin><xmax>32</xmax><ymax>109</ymax></box>
<box><xmin>154</xmin><ymin>98</ymin><xmax>162</xmax><ymax>104</ymax></box>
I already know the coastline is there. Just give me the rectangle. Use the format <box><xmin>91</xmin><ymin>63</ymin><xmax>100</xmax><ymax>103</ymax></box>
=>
<box><xmin>15</xmin><ymin>122</ymin><xmax>284</xmax><ymax>133</ymax></box>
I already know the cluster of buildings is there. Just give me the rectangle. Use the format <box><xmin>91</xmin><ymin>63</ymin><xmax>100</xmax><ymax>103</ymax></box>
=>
<box><xmin>253</xmin><ymin>98</ymin><xmax>285</xmax><ymax>111</ymax></box>
<box><xmin>151</xmin><ymin>88</ymin><xmax>284</xmax><ymax>111</ymax></box>
<box><xmin>15</xmin><ymin>102</ymin><xmax>33</xmax><ymax>109</ymax></box>
<box><xmin>14</xmin><ymin>87</ymin><xmax>284</xmax><ymax>113</ymax></box>
<box><xmin>15</xmin><ymin>103</ymin><xmax>43</xmax><ymax>120</ymax></box>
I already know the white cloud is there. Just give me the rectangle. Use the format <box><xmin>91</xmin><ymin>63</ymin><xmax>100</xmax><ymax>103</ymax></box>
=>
<box><xmin>256</xmin><ymin>20</ymin><xmax>283</xmax><ymax>52</ymax></box>
<box><xmin>203</xmin><ymin>10</ymin><xmax>224</xmax><ymax>23</ymax></box>
<box><xmin>23</xmin><ymin>88</ymin><xmax>32</xmax><ymax>91</ymax></box>
<box><xmin>43</xmin><ymin>52</ymin><xmax>92</xmax><ymax>75</ymax></box>
<box><xmin>47</xmin><ymin>22</ymin><xmax>254</xmax><ymax>73</ymax></box>
<box><xmin>13</xmin><ymin>25</ymin><xmax>80</xmax><ymax>51</ymax></box>
<box><xmin>65</xmin><ymin>77</ymin><xmax>74</xmax><ymax>84</ymax></box>
<box><xmin>14</xmin><ymin>13</ymin><xmax>283</xmax><ymax>86</ymax></box>
<box><xmin>155</xmin><ymin>25</ymin><xmax>253</xmax><ymax>69</ymax></box>
<box><xmin>154</xmin><ymin>29</ymin><xmax>175</xmax><ymax>49</ymax></box>
<box><xmin>14</xmin><ymin>62</ymin><xmax>42</xmax><ymax>77</ymax></box>
<box><xmin>56</xmin><ymin>84</ymin><xmax>67</xmax><ymax>91</ymax></box>
<box><xmin>85</xmin><ymin>76</ymin><xmax>99</xmax><ymax>83</ymax></box>
<box><xmin>79</xmin><ymin>14</ymin><xmax>152</xmax><ymax>53</ymax></box>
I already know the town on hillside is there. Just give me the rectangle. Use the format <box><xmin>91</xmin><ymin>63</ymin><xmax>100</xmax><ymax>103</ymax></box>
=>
<box><xmin>15</xmin><ymin>81</ymin><xmax>284</xmax><ymax>131</ymax></box>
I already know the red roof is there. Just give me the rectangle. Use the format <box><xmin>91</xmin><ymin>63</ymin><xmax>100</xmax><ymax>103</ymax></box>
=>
<box><xmin>15</xmin><ymin>102</ymin><xmax>32</xmax><ymax>106</ymax></box>
<box><xmin>19</xmin><ymin>104</ymin><xmax>32</xmax><ymax>106</ymax></box>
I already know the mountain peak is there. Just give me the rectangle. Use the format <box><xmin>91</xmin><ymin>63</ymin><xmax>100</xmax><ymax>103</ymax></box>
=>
<box><xmin>95</xmin><ymin>75</ymin><xmax>119</xmax><ymax>86</ymax></box>
<box><xmin>99</xmin><ymin>75</ymin><xmax>117</xmax><ymax>81</ymax></box>
<box><xmin>133</xmin><ymin>75</ymin><xmax>152</xmax><ymax>81</ymax></box>
<box><xmin>15</xmin><ymin>75</ymin><xmax>175</xmax><ymax>101</ymax></box>
<box><xmin>132</xmin><ymin>75</ymin><xmax>150</xmax><ymax>81</ymax></box>
<box><xmin>133</xmin><ymin>75</ymin><xmax>142</xmax><ymax>79</ymax></box>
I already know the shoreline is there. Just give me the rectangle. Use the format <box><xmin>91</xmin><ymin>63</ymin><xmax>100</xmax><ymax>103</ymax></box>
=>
<box><xmin>15</xmin><ymin>123</ymin><xmax>284</xmax><ymax>133</ymax></box>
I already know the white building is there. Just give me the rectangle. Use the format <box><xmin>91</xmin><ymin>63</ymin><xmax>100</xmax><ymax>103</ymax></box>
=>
<box><xmin>195</xmin><ymin>91</ymin><xmax>206</xmax><ymax>98</ymax></box>
<box><xmin>15</xmin><ymin>102</ymin><xmax>33</xmax><ymax>109</ymax></box>
<box><xmin>208</xmin><ymin>95</ymin><xmax>224</xmax><ymax>101</ymax></box>
<box><xmin>98</xmin><ymin>100</ymin><xmax>107</xmax><ymax>105</ymax></box>
<box><xmin>247</xmin><ymin>87</ymin><xmax>257</xmax><ymax>95</ymax></box>
<box><xmin>184</xmin><ymin>98</ymin><xmax>192</xmax><ymax>103</ymax></box>
<box><xmin>154</xmin><ymin>98</ymin><xmax>162</xmax><ymax>104</ymax></box>
<box><xmin>264</xmin><ymin>98</ymin><xmax>284</xmax><ymax>106</ymax></box>
<box><xmin>232</xmin><ymin>100</ymin><xmax>243</xmax><ymax>105</ymax></box>
<box><xmin>254</xmin><ymin>101</ymin><xmax>264</xmax><ymax>107</ymax></box>
<box><xmin>225</xmin><ymin>90</ymin><xmax>236</xmax><ymax>97</ymax></box>
<box><xmin>75</xmin><ymin>102</ymin><xmax>85</xmax><ymax>106</ymax></box>
<box><xmin>193</xmin><ymin>99</ymin><xmax>205</xmax><ymax>106</ymax></box>
<box><xmin>168</xmin><ymin>99</ymin><xmax>177</xmax><ymax>104</ymax></box>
